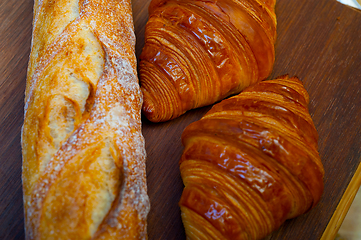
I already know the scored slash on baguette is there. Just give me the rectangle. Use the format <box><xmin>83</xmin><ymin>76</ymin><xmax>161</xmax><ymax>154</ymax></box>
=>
<box><xmin>22</xmin><ymin>0</ymin><xmax>149</xmax><ymax>239</ymax></box>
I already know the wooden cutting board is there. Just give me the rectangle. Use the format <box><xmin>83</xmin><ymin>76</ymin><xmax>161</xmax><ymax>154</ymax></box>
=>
<box><xmin>1</xmin><ymin>0</ymin><xmax>361</xmax><ymax>239</ymax></box>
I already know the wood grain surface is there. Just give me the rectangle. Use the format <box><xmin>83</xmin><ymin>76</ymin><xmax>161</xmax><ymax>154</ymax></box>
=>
<box><xmin>1</xmin><ymin>0</ymin><xmax>360</xmax><ymax>239</ymax></box>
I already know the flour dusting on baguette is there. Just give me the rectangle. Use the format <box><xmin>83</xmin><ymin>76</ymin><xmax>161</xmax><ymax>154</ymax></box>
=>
<box><xmin>22</xmin><ymin>0</ymin><xmax>149</xmax><ymax>239</ymax></box>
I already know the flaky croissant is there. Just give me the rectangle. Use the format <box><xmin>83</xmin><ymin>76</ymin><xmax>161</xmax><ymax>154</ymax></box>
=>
<box><xmin>22</xmin><ymin>0</ymin><xmax>149</xmax><ymax>239</ymax></box>
<box><xmin>179</xmin><ymin>75</ymin><xmax>324</xmax><ymax>240</ymax></box>
<box><xmin>139</xmin><ymin>0</ymin><xmax>277</xmax><ymax>122</ymax></box>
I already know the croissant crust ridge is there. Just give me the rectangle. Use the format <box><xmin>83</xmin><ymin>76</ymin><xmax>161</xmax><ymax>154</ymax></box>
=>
<box><xmin>140</xmin><ymin>0</ymin><xmax>277</xmax><ymax>122</ymax></box>
<box><xmin>179</xmin><ymin>75</ymin><xmax>324</xmax><ymax>240</ymax></box>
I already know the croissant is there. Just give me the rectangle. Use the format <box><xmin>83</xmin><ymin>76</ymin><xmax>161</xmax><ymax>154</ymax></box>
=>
<box><xmin>22</xmin><ymin>0</ymin><xmax>149</xmax><ymax>239</ymax></box>
<box><xmin>139</xmin><ymin>0</ymin><xmax>277</xmax><ymax>122</ymax></box>
<box><xmin>179</xmin><ymin>75</ymin><xmax>324</xmax><ymax>240</ymax></box>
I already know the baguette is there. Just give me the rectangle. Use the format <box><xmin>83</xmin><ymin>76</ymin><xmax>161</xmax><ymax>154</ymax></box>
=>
<box><xmin>21</xmin><ymin>0</ymin><xmax>150</xmax><ymax>239</ymax></box>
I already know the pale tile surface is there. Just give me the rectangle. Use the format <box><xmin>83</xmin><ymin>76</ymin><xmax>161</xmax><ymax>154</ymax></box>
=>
<box><xmin>337</xmin><ymin>0</ymin><xmax>361</xmax><ymax>10</ymax></box>
<box><xmin>337</xmin><ymin>188</ymin><xmax>361</xmax><ymax>239</ymax></box>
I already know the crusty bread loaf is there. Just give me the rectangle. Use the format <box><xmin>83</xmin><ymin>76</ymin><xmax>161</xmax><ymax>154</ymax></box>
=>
<box><xmin>22</xmin><ymin>0</ymin><xmax>149</xmax><ymax>239</ymax></box>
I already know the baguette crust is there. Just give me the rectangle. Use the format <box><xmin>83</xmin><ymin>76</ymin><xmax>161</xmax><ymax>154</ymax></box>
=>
<box><xmin>22</xmin><ymin>0</ymin><xmax>150</xmax><ymax>239</ymax></box>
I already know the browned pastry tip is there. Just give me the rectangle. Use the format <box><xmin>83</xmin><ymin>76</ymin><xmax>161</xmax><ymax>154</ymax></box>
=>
<box><xmin>22</xmin><ymin>0</ymin><xmax>149</xmax><ymax>239</ymax></box>
<box><xmin>179</xmin><ymin>75</ymin><xmax>324</xmax><ymax>240</ymax></box>
<box><xmin>140</xmin><ymin>0</ymin><xmax>277</xmax><ymax>122</ymax></box>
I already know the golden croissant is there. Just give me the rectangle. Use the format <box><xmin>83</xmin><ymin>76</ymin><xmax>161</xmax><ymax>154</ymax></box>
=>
<box><xmin>139</xmin><ymin>0</ymin><xmax>277</xmax><ymax>122</ymax></box>
<box><xmin>22</xmin><ymin>0</ymin><xmax>149</xmax><ymax>239</ymax></box>
<box><xmin>179</xmin><ymin>75</ymin><xmax>324</xmax><ymax>240</ymax></box>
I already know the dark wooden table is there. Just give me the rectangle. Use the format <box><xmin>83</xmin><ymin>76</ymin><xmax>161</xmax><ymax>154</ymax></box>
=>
<box><xmin>1</xmin><ymin>0</ymin><xmax>361</xmax><ymax>239</ymax></box>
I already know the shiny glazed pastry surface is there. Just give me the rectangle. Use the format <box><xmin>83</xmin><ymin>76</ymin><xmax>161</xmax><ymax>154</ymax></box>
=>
<box><xmin>139</xmin><ymin>0</ymin><xmax>277</xmax><ymax>122</ymax></box>
<box><xmin>22</xmin><ymin>0</ymin><xmax>149</xmax><ymax>239</ymax></box>
<box><xmin>179</xmin><ymin>75</ymin><xmax>324</xmax><ymax>240</ymax></box>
